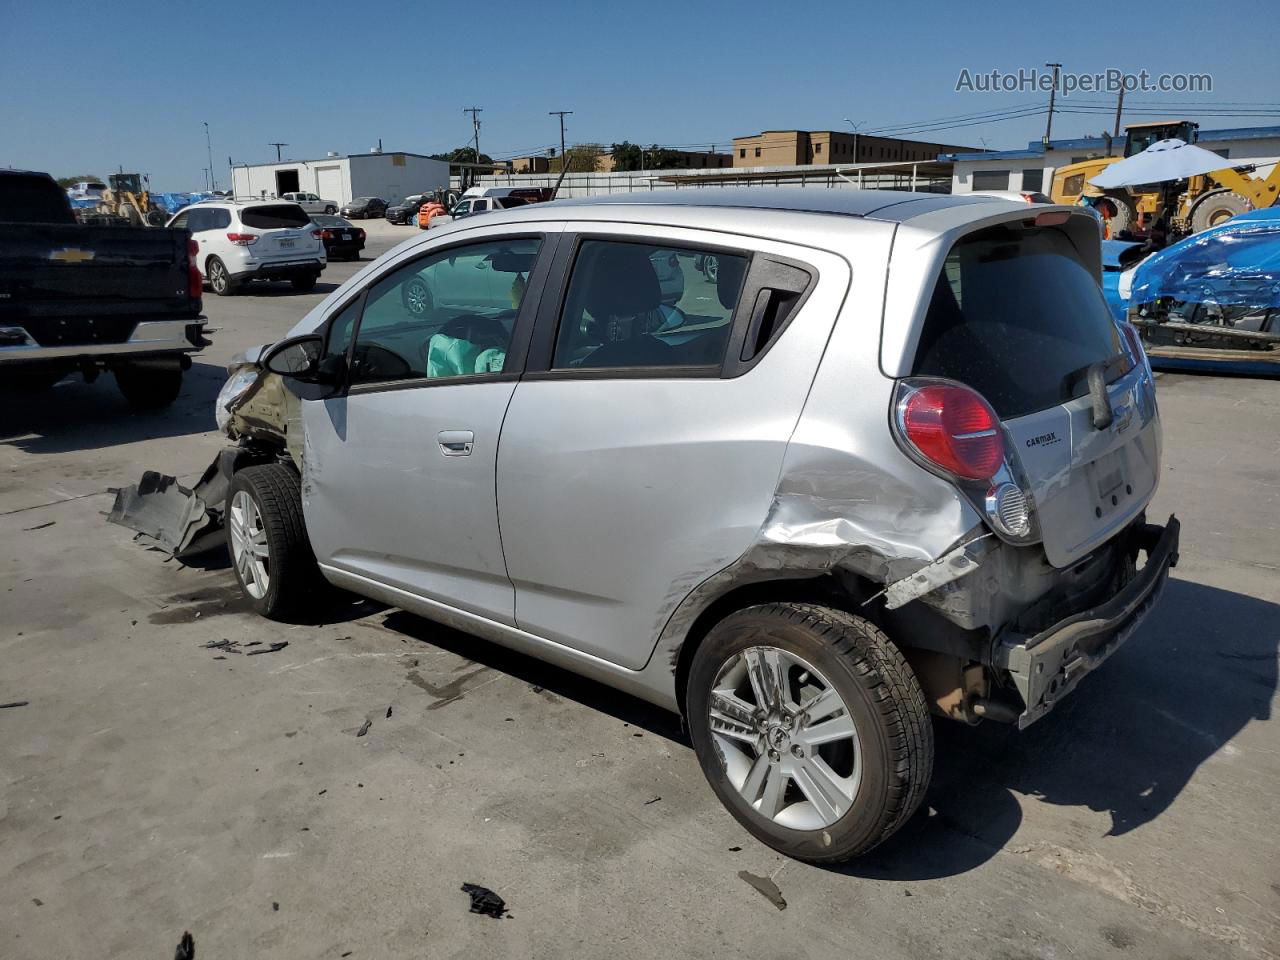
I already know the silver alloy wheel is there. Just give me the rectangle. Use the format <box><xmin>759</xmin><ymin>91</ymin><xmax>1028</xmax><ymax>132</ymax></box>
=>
<box><xmin>228</xmin><ymin>490</ymin><xmax>270</xmax><ymax>600</ymax></box>
<box><xmin>708</xmin><ymin>645</ymin><xmax>862</xmax><ymax>830</ymax></box>
<box><xmin>404</xmin><ymin>279</ymin><xmax>430</xmax><ymax>315</ymax></box>
<box><xmin>208</xmin><ymin>260</ymin><xmax>227</xmax><ymax>293</ymax></box>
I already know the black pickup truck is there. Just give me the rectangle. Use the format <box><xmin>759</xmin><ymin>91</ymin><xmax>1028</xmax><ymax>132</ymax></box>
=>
<box><xmin>0</xmin><ymin>170</ymin><xmax>209</xmax><ymax>408</ymax></box>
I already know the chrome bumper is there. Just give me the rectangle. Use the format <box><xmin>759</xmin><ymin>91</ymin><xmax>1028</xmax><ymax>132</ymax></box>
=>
<box><xmin>995</xmin><ymin>516</ymin><xmax>1180</xmax><ymax>728</ymax></box>
<box><xmin>0</xmin><ymin>319</ymin><xmax>208</xmax><ymax>363</ymax></box>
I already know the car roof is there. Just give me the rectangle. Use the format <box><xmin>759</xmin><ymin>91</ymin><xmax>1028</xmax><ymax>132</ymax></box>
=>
<box><xmin>523</xmin><ymin>188</ymin><xmax>1028</xmax><ymax>225</ymax></box>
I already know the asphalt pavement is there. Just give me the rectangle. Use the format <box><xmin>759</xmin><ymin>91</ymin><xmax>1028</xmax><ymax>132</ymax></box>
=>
<box><xmin>1</xmin><ymin>215</ymin><xmax>1277</xmax><ymax>959</ymax></box>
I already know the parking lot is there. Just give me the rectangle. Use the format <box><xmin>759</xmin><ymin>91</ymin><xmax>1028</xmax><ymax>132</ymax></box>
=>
<box><xmin>1</xmin><ymin>215</ymin><xmax>1277</xmax><ymax>959</ymax></box>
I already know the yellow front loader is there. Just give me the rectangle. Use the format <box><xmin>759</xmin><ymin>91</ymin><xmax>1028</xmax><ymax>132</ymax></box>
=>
<box><xmin>1050</xmin><ymin>120</ymin><xmax>1280</xmax><ymax>238</ymax></box>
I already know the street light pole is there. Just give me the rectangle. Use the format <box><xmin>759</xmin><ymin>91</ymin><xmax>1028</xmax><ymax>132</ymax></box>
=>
<box><xmin>842</xmin><ymin>118</ymin><xmax>864</xmax><ymax>163</ymax></box>
<box><xmin>203</xmin><ymin>122</ymin><xmax>216</xmax><ymax>191</ymax></box>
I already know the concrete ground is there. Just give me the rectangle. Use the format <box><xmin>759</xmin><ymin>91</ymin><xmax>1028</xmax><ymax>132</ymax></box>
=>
<box><xmin>1</xmin><ymin>217</ymin><xmax>1277</xmax><ymax>959</ymax></box>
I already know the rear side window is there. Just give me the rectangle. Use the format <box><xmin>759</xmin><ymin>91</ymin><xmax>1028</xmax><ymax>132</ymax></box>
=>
<box><xmin>913</xmin><ymin>224</ymin><xmax>1123</xmax><ymax>419</ymax></box>
<box><xmin>552</xmin><ymin>240</ymin><xmax>749</xmax><ymax>371</ymax></box>
<box><xmin>241</xmin><ymin>204</ymin><xmax>310</xmax><ymax>229</ymax></box>
<box><xmin>0</xmin><ymin>174</ymin><xmax>75</xmax><ymax>224</ymax></box>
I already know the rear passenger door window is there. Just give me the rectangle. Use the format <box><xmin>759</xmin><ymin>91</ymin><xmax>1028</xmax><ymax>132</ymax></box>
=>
<box><xmin>347</xmin><ymin>237</ymin><xmax>543</xmax><ymax>387</ymax></box>
<box><xmin>551</xmin><ymin>240</ymin><xmax>749</xmax><ymax>371</ymax></box>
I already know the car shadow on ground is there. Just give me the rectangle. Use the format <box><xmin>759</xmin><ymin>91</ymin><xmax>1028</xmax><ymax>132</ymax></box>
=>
<box><xmin>232</xmin><ymin>281</ymin><xmax>341</xmax><ymax>298</ymax></box>
<box><xmin>378</xmin><ymin>578</ymin><xmax>1274</xmax><ymax>876</ymax></box>
<box><xmin>378</xmin><ymin>609</ymin><xmax>689</xmax><ymax>743</ymax></box>
<box><xmin>0</xmin><ymin>361</ymin><xmax>224</xmax><ymax>454</ymax></box>
<box><xmin>835</xmin><ymin>577</ymin><xmax>1277</xmax><ymax>879</ymax></box>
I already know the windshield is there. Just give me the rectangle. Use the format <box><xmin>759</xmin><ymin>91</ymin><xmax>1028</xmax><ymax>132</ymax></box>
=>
<box><xmin>241</xmin><ymin>204</ymin><xmax>311</xmax><ymax>229</ymax></box>
<box><xmin>913</xmin><ymin>224</ymin><xmax>1124</xmax><ymax>419</ymax></box>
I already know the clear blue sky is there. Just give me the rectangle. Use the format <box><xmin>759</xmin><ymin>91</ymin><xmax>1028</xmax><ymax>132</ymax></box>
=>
<box><xmin>3</xmin><ymin>0</ymin><xmax>1277</xmax><ymax>191</ymax></box>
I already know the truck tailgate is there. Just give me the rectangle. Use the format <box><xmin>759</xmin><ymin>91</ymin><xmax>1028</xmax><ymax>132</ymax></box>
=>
<box><xmin>0</xmin><ymin>224</ymin><xmax>197</xmax><ymax>346</ymax></box>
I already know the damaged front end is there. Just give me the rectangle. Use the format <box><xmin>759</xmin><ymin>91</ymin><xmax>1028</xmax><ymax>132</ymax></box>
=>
<box><xmin>108</xmin><ymin>348</ymin><xmax>299</xmax><ymax>557</ymax></box>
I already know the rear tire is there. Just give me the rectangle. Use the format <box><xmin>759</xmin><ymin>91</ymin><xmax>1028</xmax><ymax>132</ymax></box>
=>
<box><xmin>323</xmin><ymin>205</ymin><xmax>336</xmax><ymax>215</ymax></box>
<box><xmin>687</xmin><ymin>602</ymin><xmax>933</xmax><ymax>863</ymax></box>
<box><xmin>226</xmin><ymin>464</ymin><xmax>324</xmax><ymax>620</ymax></box>
<box><xmin>1102</xmin><ymin>192</ymin><xmax>1137</xmax><ymax>235</ymax></box>
<box><xmin>291</xmin><ymin>274</ymin><xmax>318</xmax><ymax>292</ymax></box>
<box><xmin>115</xmin><ymin>364</ymin><xmax>183</xmax><ymax>409</ymax></box>
<box><xmin>207</xmin><ymin>257</ymin><xmax>236</xmax><ymax>296</ymax></box>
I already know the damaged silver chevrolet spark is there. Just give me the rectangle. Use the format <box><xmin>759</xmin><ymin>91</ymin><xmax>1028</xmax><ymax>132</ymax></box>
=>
<box><xmin>134</xmin><ymin>189</ymin><xmax>1180</xmax><ymax>862</ymax></box>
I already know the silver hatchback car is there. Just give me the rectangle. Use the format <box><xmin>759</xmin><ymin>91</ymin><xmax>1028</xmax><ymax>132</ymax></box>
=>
<box><xmin>209</xmin><ymin>189</ymin><xmax>1178</xmax><ymax>862</ymax></box>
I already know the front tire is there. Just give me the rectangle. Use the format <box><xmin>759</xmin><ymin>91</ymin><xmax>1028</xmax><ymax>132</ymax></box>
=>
<box><xmin>687</xmin><ymin>603</ymin><xmax>933</xmax><ymax>863</ymax></box>
<box><xmin>227</xmin><ymin>464</ymin><xmax>324</xmax><ymax>620</ymax></box>
<box><xmin>1190</xmin><ymin>189</ymin><xmax>1250</xmax><ymax>232</ymax></box>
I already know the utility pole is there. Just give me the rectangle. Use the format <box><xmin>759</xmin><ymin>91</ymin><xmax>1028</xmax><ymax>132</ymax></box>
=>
<box><xmin>269</xmin><ymin>142</ymin><xmax>288</xmax><ymax>162</ymax></box>
<box><xmin>1111</xmin><ymin>87</ymin><xmax>1126</xmax><ymax>156</ymax></box>
<box><xmin>202</xmin><ymin>168</ymin><xmax>209</xmax><ymax>190</ymax></box>
<box><xmin>204</xmin><ymin>122</ymin><xmax>216</xmax><ymax>190</ymax></box>
<box><xmin>549</xmin><ymin>110</ymin><xmax>572</xmax><ymax>172</ymax></box>
<box><xmin>463</xmin><ymin>106</ymin><xmax>483</xmax><ymax>163</ymax></box>
<box><xmin>1043</xmin><ymin>63</ymin><xmax>1062</xmax><ymax>144</ymax></box>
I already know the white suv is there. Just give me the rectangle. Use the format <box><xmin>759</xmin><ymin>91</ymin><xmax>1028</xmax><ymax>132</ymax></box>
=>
<box><xmin>281</xmin><ymin>191</ymin><xmax>338</xmax><ymax>215</ymax></box>
<box><xmin>168</xmin><ymin>200</ymin><xmax>326</xmax><ymax>296</ymax></box>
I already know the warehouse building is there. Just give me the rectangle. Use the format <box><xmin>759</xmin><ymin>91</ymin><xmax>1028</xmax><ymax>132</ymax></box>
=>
<box><xmin>731</xmin><ymin>130</ymin><xmax>975</xmax><ymax>167</ymax></box>
<box><xmin>230</xmin><ymin>150</ymin><xmax>449</xmax><ymax>206</ymax></box>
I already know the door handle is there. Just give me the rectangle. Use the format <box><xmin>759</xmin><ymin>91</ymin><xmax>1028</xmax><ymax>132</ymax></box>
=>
<box><xmin>438</xmin><ymin>430</ymin><xmax>474</xmax><ymax>457</ymax></box>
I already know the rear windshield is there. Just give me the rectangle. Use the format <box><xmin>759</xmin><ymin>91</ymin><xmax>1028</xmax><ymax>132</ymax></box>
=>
<box><xmin>312</xmin><ymin>215</ymin><xmax>348</xmax><ymax>227</ymax></box>
<box><xmin>0</xmin><ymin>174</ymin><xmax>76</xmax><ymax>224</ymax></box>
<box><xmin>241</xmin><ymin>204</ymin><xmax>310</xmax><ymax>229</ymax></box>
<box><xmin>913</xmin><ymin>224</ymin><xmax>1123</xmax><ymax>419</ymax></box>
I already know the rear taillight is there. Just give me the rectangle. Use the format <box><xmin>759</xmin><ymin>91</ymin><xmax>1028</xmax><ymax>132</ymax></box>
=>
<box><xmin>312</xmin><ymin>229</ymin><xmax>324</xmax><ymax>239</ymax></box>
<box><xmin>226</xmin><ymin>233</ymin><xmax>258</xmax><ymax>245</ymax></box>
<box><xmin>187</xmin><ymin>239</ymin><xmax>202</xmax><ymax>300</ymax></box>
<box><xmin>355</xmin><ymin>228</ymin><xmax>365</xmax><ymax>240</ymax></box>
<box><xmin>898</xmin><ymin>382</ymin><xmax>1004</xmax><ymax>481</ymax></box>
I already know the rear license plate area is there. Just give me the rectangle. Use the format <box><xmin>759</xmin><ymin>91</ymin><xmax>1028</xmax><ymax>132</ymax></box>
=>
<box><xmin>279</xmin><ymin>238</ymin><xmax>295</xmax><ymax>248</ymax></box>
<box><xmin>1087</xmin><ymin>448</ymin><xmax>1129</xmax><ymax>517</ymax></box>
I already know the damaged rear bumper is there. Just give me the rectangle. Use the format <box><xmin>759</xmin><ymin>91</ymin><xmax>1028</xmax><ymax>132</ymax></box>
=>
<box><xmin>994</xmin><ymin>516</ymin><xmax>1180</xmax><ymax>729</ymax></box>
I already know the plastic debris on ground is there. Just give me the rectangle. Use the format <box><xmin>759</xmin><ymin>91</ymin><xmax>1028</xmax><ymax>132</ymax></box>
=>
<box><xmin>461</xmin><ymin>882</ymin><xmax>507</xmax><ymax>918</ymax></box>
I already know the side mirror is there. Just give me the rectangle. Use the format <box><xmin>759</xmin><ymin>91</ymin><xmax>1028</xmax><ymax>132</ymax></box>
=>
<box><xmin>263</xmin><ymin>334</ymin><xmax>327</xmax><ymax>381</ymax></box>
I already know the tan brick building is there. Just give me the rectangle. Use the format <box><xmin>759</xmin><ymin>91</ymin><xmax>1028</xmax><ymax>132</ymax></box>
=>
<box><xmin>732</xmin><ymin>130</ymin><xmax>976</xmax><ymax>167</ymax></box>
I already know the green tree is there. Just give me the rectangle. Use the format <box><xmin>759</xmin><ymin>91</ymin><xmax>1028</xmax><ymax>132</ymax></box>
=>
<box><xmin>558</xmin><ymin>143</ymin><xmax>604</xmax><ymax>173</ymax></box>
<box><xmin>429</xmin><ymin>147</ymin><xmax>494</xmax><ymax>166</ymax></box>
<box><xmin>609</xmin><ymin>141</ymin><xmax>641</xmax><ymax>172</ymax></box>
<box><xmin>605</xmin><ymin>143</ymin><xmax>685</xmax><ymax>171</ymax></box>
<box><xmin>55</xmin><ymin>174</ymin><xmax>102</xmax><ymax>188</ymax></box>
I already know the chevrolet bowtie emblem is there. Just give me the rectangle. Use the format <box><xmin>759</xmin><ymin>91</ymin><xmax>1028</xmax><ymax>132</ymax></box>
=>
<box><xmin>49</xmin><ymin>248</ymin><xmax>95</xmax><ymax>263</ymax></box>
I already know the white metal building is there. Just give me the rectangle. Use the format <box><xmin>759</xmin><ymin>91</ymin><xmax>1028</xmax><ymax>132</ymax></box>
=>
<box><xmin>230</xmin><ymin>151</ymin><xmax>449</xmax><ymax>206</ymax></box>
